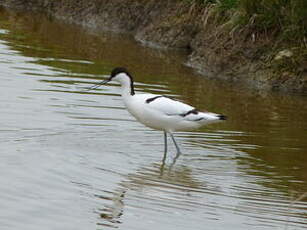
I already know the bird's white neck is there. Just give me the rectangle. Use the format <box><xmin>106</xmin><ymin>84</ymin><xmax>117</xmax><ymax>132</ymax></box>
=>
<box><xmin>115</xmin><ymin>73</ymin><xmax>135</xmax><ymax>98</ymax></box>
<box><xmin>120</xmin><ymin>82</ymin><xmax>134</xmax><ymax>98</ymax></box>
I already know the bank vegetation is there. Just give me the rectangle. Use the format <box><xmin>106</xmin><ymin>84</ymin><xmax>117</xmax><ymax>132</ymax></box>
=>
<box><xmin>1</xmin><ymin>0</ymin><xmax>306</xmax><ymax>92</ymax></box>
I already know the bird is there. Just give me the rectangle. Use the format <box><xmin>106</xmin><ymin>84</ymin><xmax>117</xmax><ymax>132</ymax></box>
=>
<box><xmin>87</xmin><ymin>67</ymin><xmax>227</xmax><ymax>159</ymax></box>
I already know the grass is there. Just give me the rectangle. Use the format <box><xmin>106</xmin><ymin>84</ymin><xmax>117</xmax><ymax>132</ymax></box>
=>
<box><xmin>183</xmin><ymin>0</ymin><xmax>307</xmax><ymax>45</ymax></box>
<box><xmin>181</xmin><ymin>0</ymin><xmax>307</xmax><ymax>78</ymax></box>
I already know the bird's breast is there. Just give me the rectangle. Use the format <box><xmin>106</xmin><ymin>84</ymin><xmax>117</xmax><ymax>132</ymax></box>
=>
<box><xmin>122</xmin><ymin>97</ymin><xmax>143</xmax><ymax>120</ymax></box>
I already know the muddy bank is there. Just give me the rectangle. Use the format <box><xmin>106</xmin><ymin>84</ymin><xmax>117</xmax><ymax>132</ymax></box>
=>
<box><xmin>1</xmin><ymin>0</ymin><xmax>306</xmax><ymax>93</ymax></box>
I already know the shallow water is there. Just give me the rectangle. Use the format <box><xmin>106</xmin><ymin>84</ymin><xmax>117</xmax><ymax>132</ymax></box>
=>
<box><xmin>0</xmin><ymin>7</ymin><xmax>306</xmax><ymax>230</ymax></box>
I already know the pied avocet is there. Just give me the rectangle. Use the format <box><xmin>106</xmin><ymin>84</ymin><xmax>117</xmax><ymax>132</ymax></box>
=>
<box><xmin>88</xmin><ymin>67</ymin><xmax>227</xmax><ymax>156</ymax></box>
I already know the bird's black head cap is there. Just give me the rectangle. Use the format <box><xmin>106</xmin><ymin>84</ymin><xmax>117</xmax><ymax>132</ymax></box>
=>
<box><xmin>110</xmin><ymin>67</ymin><xmax>131</xmax><ymax>79</ymax></box>
<box><xmin>110</xmin><ymin>67</ymin><xmax>135</xmax><ymax>95</ymax></box>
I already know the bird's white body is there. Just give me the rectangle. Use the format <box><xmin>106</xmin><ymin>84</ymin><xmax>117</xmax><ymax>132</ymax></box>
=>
<box><xmin>117</xmin><ymin>72</ymin><xmax>223</xmax><ymax>132</ymax></box>
<box><xmin>89</xmin><ymin>67</ymin><xmax>226</xmax><ymax>156</ymax></box>
<box><xmin>123</xmin><ymin>93</ymin><xmax>221</xmax><ymax>132</ymax></box>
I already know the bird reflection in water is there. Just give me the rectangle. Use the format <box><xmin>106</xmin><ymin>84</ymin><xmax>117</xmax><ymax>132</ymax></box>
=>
<box><xmin>95</xmin><ymin>162</ymin><xmax>203</xmax><ymax>228</ymax></box>
<box><xmin>96</xmin><ymin>189</ymin><xmax>126</xmax><ymax>228</ymax></box>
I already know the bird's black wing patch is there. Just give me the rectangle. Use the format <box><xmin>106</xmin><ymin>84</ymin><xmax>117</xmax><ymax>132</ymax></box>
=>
<box><xmin>192</xmin><ymin>117</ymin><xmax>205</xmax><ymax>121</ymax></box>
<box><xmin>217</xmin><ymin>114</ymin><xmax>227</xmax><ymax>120</ymax></box>
<box><xmin>165</xmin><ymin>108</ymin><xmax>199</xmax><ymax>117</ymax></box>
<box><xmin>145</xmin><ymin>96</ymin><xmax>164</xmax><ymax>103</ymax></box>
<box><xmin>180</xmin><ymin>109</ymin><xmax>198</xmax><ymax>117</ymax></box>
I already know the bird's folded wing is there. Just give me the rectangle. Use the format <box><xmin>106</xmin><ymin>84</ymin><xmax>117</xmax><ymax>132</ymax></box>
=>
<box><xmin>144</xmin><ymin>96</ymin><xmax>195</xmax><ymax>116</ymax></box>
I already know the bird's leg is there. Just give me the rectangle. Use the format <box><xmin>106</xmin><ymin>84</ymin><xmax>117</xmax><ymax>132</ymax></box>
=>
<box><xmin>169</xmin><ymin>132</ymin><xmax>182</xmax><ymax>168</ymax></box>
<box><xmin>170</xmin><ymin>132</ymin><xmax>182</xmax><ymax>155</ymax></box>
<box><xmin>164</xmin><ymin>131</ymin><xmax>168</xmax><ymax>153</ymax></box>
<box><xmin>160</xmin><ymin>131</ymin><xmax>168</xmax><ymax>174</ymax></box>
<box><xmin>162</xmin><ymin>131</ymin><xmax>167</xmax><ymax>162</ymax></box>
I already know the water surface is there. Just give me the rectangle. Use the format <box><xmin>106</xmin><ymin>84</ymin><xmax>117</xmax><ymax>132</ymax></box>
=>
<box><xmin>0</xmin><ymin>7</ymin><xmax>306</xmax><ymax>230</ymax></box>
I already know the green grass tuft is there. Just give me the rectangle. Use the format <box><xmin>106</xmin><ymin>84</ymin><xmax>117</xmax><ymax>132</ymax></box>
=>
<box><xmin>183</xmin><ymin>0</ymin><xmax>307</xmax><ymax>44</ymax></box>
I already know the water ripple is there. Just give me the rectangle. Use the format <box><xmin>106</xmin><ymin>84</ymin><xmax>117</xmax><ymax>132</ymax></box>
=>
<box><xmin>0</xmin><ymin>7</ymin><xmax>306</xmax><ymax>230</ymax></box>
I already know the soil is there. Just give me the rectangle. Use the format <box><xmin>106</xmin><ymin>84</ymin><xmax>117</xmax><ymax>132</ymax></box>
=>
<box><xmin>1</xmin><ymin>0</ymin><xmax>306</xmax><ymax>93</ymax></box>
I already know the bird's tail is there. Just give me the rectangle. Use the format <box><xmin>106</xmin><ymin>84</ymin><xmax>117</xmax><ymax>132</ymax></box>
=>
<box><xmin>197</xmin><ymin>112</ymin><xmax>227</xmax><ymax>125</ymax></box>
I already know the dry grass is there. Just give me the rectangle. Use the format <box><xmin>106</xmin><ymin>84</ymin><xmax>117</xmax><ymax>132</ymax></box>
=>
<box><xmin>183</xmin><ymin>0</ymin><xmax>307</xmax><ymax>45</ymax></box>
<box><xmin>180</xmin><ymin>0</ymin><xmax>307</xmax><ymax>78</ymax></box>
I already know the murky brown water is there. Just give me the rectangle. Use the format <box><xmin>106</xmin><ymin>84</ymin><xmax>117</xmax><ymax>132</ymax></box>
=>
<box><xmin>0</xmin><ymin>7</ymin><xmax>306</xmax><ymax>230</ymax></box>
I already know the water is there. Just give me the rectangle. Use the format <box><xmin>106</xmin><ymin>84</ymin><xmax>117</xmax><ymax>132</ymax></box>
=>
<box><xmin>0</xmin><ymin>7</ymin><xmax>306</xmax><ymax>230</ymax></box>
